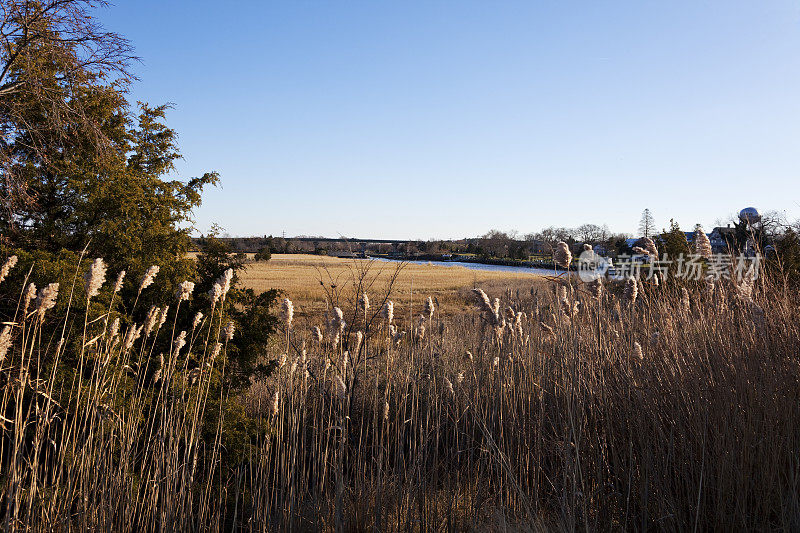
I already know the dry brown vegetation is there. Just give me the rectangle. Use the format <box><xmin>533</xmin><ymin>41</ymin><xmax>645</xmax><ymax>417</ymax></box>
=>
<box><xmin>1</xmin><ymin>254</ymin><xmax>799</xmax><ymax>531</ymax></box>
<box><xmin>238</xmin><ymin>254</ymin><xmax>544</xmax><ymax>316</ymax></box>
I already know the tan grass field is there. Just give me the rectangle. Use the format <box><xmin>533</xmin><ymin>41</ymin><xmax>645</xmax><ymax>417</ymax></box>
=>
<box><xmin>238</xmin><ymin>254</ymin><xmax>545</xmax><ymax>316</ymax></box>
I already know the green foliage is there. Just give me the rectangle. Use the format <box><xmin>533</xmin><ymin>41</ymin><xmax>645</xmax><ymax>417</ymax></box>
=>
<box><xmin>194</xmin><ymin>228</ymin><xmax>279</xmax><ymax>386</ymax></box>
<box><xmin>195</xmin><ymin>228</ymin><xmax>247</xmax><ymax>295</ymax></box>
<box><xmin>661</xmin><ymin>219</ymin><xmax>689</xmax><ymax>256</ymax></box>
<box><xmin>613</xmin><ymin>237</ymin><xmax>632</xmax><ymax>256</ymax></box>
<box><xmin>0</xmin><ymin>248</ymin><xmax>83</xmax><ymax>333</ymax></box>
<box><xmin>201</xmin><ymin>393</ymin><xmax>270</xmax><ymax>466</ymax></box>
<box><xmin>227</xmin><ymin>288</ymin><xmax>280</xmax><ymax>385</ymax></box>
<box><xmin>772</xmin><ymin>229</ymin><xmax>800</xmax><ymax>287</ymax></box>
<box><xmin>254</xmin><ymin>247</ymin><xmax>272</xmax><ymax>262</ymax></box>
<box><xmin>658</xmin><ymin>220</ymin><xmax>691</xmax><ymax>281</ymax></box>
<box><xmin>2</xmin><ymin>41</ymin><xmax>218</xmax><ymax>304</ymax></box>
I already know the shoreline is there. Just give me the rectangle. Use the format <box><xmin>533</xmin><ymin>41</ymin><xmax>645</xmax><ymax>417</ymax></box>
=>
<box><xmin>364</xmin><ymin>253</ymin><xmax>573</xmax><ymax>272</ymax></box>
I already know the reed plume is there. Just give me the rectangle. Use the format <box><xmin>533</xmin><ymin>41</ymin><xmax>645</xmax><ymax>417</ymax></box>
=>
<box><xmin>209</xmin><ymin>268</ymin><xmax>234</xmax><ymax>306</ymax></box>
<box><xmin>144</xmin><ymin>306</ymin><xmax>160</xmax><ymax>337</ymax></box>
<box><xmin>85</xmin><ymin>258</ymin><xmax>107</xmax><ymax>300</ymax></box>
<box><xmin>424</xmin><ymin>296</ymin><xmax>435</xmax><ymax>320</ymax></box>
<box><xmin>109</xmin><ymin>317</ymin><xmax>120</xmax><ymax>340</ymax></box>
<box><xmin>414</xmin><ymin>320</ymin><xmax>426</xmax><ymax>343</ymax></box>
<box><xmin>632</xmin><ymin>341</ymin><xmax>643</xmax><ymax>360</ymax></box>
<box><xmin>173</xmin><ymin>330</ymin><xmax>187</xmax><ymax>356</ymax></box>
<box><xmin>381</xmin><ymin>301</ymin><xmax>394</xmax><ymax>323</ymax></box>
<box><xmin>208</xmin><ymin>282</ymin><xmax>223</xmax><ymax>306</ymax></box>
<box><xmin>554</xmin><ymin>241</ymin><xmax>572</xmax><ymax>269</ymax></box>
<box><xmin>334</xmin><ymin>375</ymin><xmax>347</xmax><ymax>400</ymax></box>
<box><xmin>138</xmin><ymin>265</ymin><xmax>160</xmax><ymax>293</ymax></box>
<box><xmin>638</xmin><ymin>237</ymin><xmax>659</xmax><ymax>259</ymax></box>
<box><xmin>176</xmin><ymin>281</ymin><xmax>195</xmax><ymax>301</ymax></box>
<box><xmin>224</xmin><ymin>321</ymin><xmax>235</xmax><ymax>341</ymax></box>
<box><xmin>122</xmin><ymin>324</ymin><xmax>142</xmax><ymax>353</ymax></box>
<box><xmin>443</xmin><ymin>376</ymin><xmax>454</xmax><ymax>396</ymax></box>
<box><xmin>0</xmin><ymin>325</ymin><xmax>12</xmax><ymax>363</ymax></box>
<box><xmin>281</xmin><ymin>297</ymin><xmax>294</xmax><ymax>328</ymax></box>
<box><xmin>158</xmin><ymin>305</ymin><xmax>169</xmax><ymax>329</ymax></box>
<box><xmin>271</xmin><ymin>391</ymin><xmax>280</xmax><ymax>416</ymax></box>
<box><xmin>735</xmin><ymin>271</ymin><xmax>755</xmax><ymax>301</ymax></box>
<box><xmin>471</xmin><ymin>288</ymin><xmax>500</xmax><ymax>326</ymax></box>
<box><xmin>113</xmin><ymin>270</ymin><xmax>126</xmax><ymax>293</ymax></box>
<box><xmin>22</xmin><ymin>282</ymin><xmax>36</xmax><ymax>318</ymax></box>
<box><xmin>624</xmin><ymin>277</ymin><xmax>638</xmax><ymax>305</ymax></box>
<box><xmin>328</xmin><ymin>307</ymin><xmax>345</xmax><ymax>336</ymax></box>
<box><xmin>0</xmin><ymin>255</ymin><xmax>17</xmax><ymax>285</ymax></box>
<box><xmin>35</xmin><ymin>283</ymin><xmax>59</xmax><ymax>321</ymax></box>
<box><xmin>514</xmin><ymin>312</ymin><xmax>524</xmax><ymax>337</ymax></box>
<box><xmin>210</xmin><ymin>342</ymin><xmax>222</xmax><ymax>362</ymax></box>
<box><xmin>312</xmin><ymin>326</ymin><xmax>323</xmax><ymax>344</ymax></box>
<box><xmin>219</xmin><ymin>268</ymin><xmax>234</xmax><ymax>299</ymax></box>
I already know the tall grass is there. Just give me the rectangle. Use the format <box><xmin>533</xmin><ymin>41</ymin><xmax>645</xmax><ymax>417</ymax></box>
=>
<box><xmin>2</xmin><ymin>257</ymin><xmax>799</xmax><ymax>530</ymax></box>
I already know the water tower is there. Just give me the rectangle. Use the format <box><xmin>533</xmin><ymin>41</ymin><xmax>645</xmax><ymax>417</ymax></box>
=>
<box><xmin>738</xmin><ymin>207</ymin><xmax>762</xmax><ymax>257</ymax></box>
<box><xmin>738</xmin><ymin>207</ymin><xmax>761</xmax><ymax>226</ymax></box>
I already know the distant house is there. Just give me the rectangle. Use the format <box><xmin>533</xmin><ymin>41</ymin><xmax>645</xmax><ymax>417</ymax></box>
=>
<box><xmin>683</xmin><ymin>226</ymin><xmax>737</xmax><ymax>253</ymax></box>
<box><xmin>708</xmin><ymin>226</ymin><xmax>737</xmax><ymax>253</ymax></box>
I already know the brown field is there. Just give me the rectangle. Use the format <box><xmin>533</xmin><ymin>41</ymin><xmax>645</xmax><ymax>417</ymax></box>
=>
<box><xmin>238</xmin><ymin>253</ymin><xmax>547</xmax><ymax>316</ymax></box>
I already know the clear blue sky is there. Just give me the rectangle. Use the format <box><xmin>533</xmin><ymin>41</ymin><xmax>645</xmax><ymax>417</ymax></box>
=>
<box><xmin>98</xmin><ymin>1</ymin><xmax>800</xmax><ymax>239</ymax></box>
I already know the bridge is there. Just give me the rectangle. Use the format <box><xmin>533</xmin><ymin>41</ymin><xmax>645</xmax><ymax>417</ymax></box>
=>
<box><xmin>289</xmin><ymin>237</ymin><xmax>407</xmax><ymax>254</ymax></box>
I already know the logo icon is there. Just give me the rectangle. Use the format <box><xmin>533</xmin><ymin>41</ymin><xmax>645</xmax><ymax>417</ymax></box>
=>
<box><xmin>577</xmin><ymin>249</ymin><xmax>608</xmax><ymax>282</ymax></box>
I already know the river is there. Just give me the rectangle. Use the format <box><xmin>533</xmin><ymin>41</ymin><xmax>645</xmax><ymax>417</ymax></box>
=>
<box><xmin>371</xmin><ymin>257</ymin><xmax>558</xmax><ymax>276</ymax></box>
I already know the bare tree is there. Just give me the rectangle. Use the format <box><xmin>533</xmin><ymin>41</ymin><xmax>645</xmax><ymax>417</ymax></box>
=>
<box><xmin>479</xmin><ymin>229</ymin><xmax>510</xmax><ymax>257</ymax></box>
<box><xmin>534</xmin><ymin>226</ymin><xmax>575</xmax><ymax>253</ymax></box>
<box><xmin>0</xmin><ymin>0</ymin><xmax>137</xmax><ymax>217</ymax></box>
<box><xmin>576</xmin><ymin>223</ymin><xmax>609</xmax><ymax>243</ymax></box>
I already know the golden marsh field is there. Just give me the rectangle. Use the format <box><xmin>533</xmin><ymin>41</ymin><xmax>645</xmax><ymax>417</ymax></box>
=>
<box><xmin>238</xmin><ymin>253</ymin><xmax>546</xmax><ymax>315</ymax></box>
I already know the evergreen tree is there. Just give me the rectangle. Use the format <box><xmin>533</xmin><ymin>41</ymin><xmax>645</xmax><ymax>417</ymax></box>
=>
<box><xmin>639</xmin><ymin>209</ymin><xmax>656</xmax><ymax>238</ymax></box>
<box><xmin>660</xmin><ymin>219</ymin><xmax>690</xmax><ymax>280</ymax></box>
<box><xmin>1</xmin><ymin>36</ymin><xmax>218</xmax><ymax>299</ymax></box>
<box><xmin>1</xmin><ymin>0</ymin><xmax>136</xmax><ymax>214</ymax></box>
